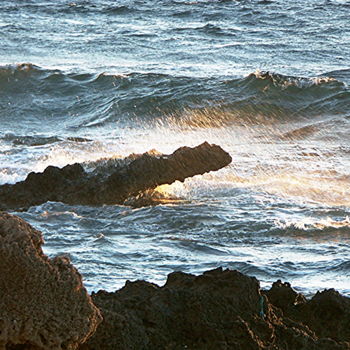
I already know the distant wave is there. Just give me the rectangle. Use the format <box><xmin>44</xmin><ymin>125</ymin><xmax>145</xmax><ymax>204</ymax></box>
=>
<box><xmin>0</xmin><ymin>132</ymin><xmax>91</xmax><ymax>147</ymax></box>
<box><xmin>172</xmin><ymin>23</ymin><xmax>232</xmax><ymax>36</ymax></box>
<box><xmin>247</xmin><ymin>70</ymin><xmax>345</xmax><ymax>90</ymax></box>
<box><xmin>0</xmin><ymin>2</ymin><xmax>136</xmax><ymax>15</ymax></box>
<box><xmin>275</xmin><ymin>216</ymin><xmax>350</xmax><ymax>233</ymax></box>
<box><xmin>103</xmin><ymin>5</ymin><xmax>135</xmax><ymax>14</ymax></box>
<box><xmin>1</xmin><ymin>63</ymin><xmax>349</xmax><ymax>132</ymax></box>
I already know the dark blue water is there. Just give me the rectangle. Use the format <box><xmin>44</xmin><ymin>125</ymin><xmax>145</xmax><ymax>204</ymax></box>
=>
<box><xmin>1</xmin><ymin>0</ymin><xmax>350</xmax><ymax>296</ymax></box>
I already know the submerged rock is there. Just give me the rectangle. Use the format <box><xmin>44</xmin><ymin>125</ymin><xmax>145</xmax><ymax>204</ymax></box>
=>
<box><xmin>0</xmin><ymin>142</ymin><xmax>232</xmax><ymax>211</ymax></box>
<box><xmin>0</xmin><ymin>212</ymin><xmax>102</xmax><ymax>350</ymax></box>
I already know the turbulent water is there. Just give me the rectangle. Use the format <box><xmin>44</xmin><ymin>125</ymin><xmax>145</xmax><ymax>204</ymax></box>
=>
<box><xmin>1</xmin><ymin>0</ymin><xmax>350</xmax><ymax>296</ymax></box>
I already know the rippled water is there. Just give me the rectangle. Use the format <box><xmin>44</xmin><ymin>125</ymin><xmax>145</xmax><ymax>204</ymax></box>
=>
<box><xmin>1</xmin><ymin>0</ymin><xmax>350</xmax><ymax>296</ymax></box>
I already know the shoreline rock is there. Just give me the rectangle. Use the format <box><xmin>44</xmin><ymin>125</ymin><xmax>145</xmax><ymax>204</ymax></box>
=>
<box><xmin>0</xmin><ymin>142</ymin><xmax>232</xmax><ymax>211</ymax></box>
<box><xmin>0</xmin><ymin>212</ymin><xmax>102</xmax><ymax>350</ymax></box>
<box><xmin>1</xmin><ymin>213</ymin><xmax>349</xmax><ymax>349</ymax></box>
<box><xmin>82</xmin><ymin>269</ymin><xmax>350</xmax><ymax>350</ymax></box>
<box><xmin>265</xmin><ymin>280</ymin><xmax>350</xmax><ymax>344</ymax></box>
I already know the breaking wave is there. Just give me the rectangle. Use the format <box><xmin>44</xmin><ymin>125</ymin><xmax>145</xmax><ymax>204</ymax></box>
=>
<box><xmin>1</xmin><ymin>64</ymin><xmax>349</xmax><ymax>135</ymax></box>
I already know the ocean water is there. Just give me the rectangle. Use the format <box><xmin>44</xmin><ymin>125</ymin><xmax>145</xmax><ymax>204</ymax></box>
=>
<box><xmin>1</xmin><ymin>0</ymin><xmax>350</xmax><ymax>296</ymax></box>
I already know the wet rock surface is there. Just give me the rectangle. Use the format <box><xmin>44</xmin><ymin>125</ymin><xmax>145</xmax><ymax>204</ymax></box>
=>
<box><xmin>81</xmin><ymin>268</ymin><xmax>350</xmax><ymax>350</ymax></box>
<box><xmin>0</xmin><ymin>212</ymin><xmax>102</xmax><ymax>350</ymax></box>
<box><xmin>0</xmin><ymin>142</ymin><xmax>232</xmax><ymax>211</ymax></box>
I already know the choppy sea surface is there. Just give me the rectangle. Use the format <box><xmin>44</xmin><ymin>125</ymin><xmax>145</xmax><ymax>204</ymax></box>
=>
<box><xmin>1</xmin><ymin>0</ymin><xmax>350</xmax><ymax>296</ymax></box>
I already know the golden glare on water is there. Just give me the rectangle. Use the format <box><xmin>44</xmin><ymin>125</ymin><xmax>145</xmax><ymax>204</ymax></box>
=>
<box><xmin>226</xmin><ymin>173</ymin><xmax>350</xmax><ymax>207</ymax></box>
<box><xmin>135</xmin><ymin>107</ymin><xmax>350</xmax><ymax>209</ymax></box>
<box><xmin>4</xmin><ymin>102</ymin><xmax>347</xmax><ymax>211</ymax></box>
<box><xmin>153</xmin><ymin>169</ymin><xmax>350</xmax><ymax>208</ymax></box>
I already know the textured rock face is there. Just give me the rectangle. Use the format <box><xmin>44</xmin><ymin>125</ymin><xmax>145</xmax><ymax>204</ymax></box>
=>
<box><xmin>1</xmin><ymin>211</ymin><xmax>349</xmax><ymax>350</ymax></box>
<box><xmin>82</xmin><ymin>268</ymin><xmax>270</xmax><ymax>350</ymax></box>
<box><xmin>266</xmin><ymin>282</ymin><xmax>350</xmax><ymax>344</ymax></box>
<box><xmin>80</xmin><ymin>268</ymin><xmax>350</xmax><ymax>350</ymax></box>
<box><xmin>0</xmin><ymin>212</ymin><xmax>102</xmax><ymax>350</ymax></box>
<box><xmin>301</xmin><ymin>289</ymin><xmax>350</xmax><ymax>342</ymax></box>
<box><xmin>0</xmin><ymin>142</ymin><xmax>232</xmax><ymax>211</ymax></box>
<box><xmin>264</xmin><ymin>279</ymin><xmax>306</xmax><ymax>311</ymax></box>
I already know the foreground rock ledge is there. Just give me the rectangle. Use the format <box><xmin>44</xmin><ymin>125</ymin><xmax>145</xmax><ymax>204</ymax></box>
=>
<box><xmin>1</xmin><ymin>213</ymin><xmax>349</xmax><ymax>350</ymax></box>
<box><xmin>82</xmin><ymin>269</ymin><xmax>350</xmax><ymax>350</ymax></box>
<box><xmin>0</xmin><ymin>142</ymin><xmax>232</xmax><ymax>211</ymax></box>
<box><xmin>0</xmin><ymin>212</ymin><xmax>102</xmax><ymax>350</ymax></box>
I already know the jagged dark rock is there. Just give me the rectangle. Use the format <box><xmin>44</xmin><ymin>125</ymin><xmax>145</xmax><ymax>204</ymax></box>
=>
<box><xmin>80</xmin><ymin>269</ymin><xmax>350</xmax><ymax>350</ymax></box>
<box><xmin>264</xmin><ymin>279</ymin><xmax>306</xmax><ymax>312</ymax></box>
<box><xmin>0</xmin><ymin>212</ymin><xmax>102</xmax><ymax>350</ymax></box>
<box><xmin>1</xmin><ymin>212</ymin><xmax>349</xmax><ymax>350</ymax></box>
<box><xmin>266</xmin><ymin>282</ymin><xmax>350</xmax><ymax>344</ymax></box>
<box><xmin>0</xmin><ymin>142</ymin><xmax>232</xmax><ymax>211</ymax></box>
<box><xmin>300</xmin><ymin>289</ymin><xmax>350</xmax><ymax>342</ymax></box>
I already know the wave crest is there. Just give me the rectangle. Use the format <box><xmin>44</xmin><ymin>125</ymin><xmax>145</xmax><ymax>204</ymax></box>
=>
<box><xmin>275</xmin><ymin>216</ymin><xmax>350</xmax><ymax>232</ymax></box>
<box><xmin>1</xmin><ymin>63</ymin><xmax>349</xmax><ymax>132</ymax></box>
<box><xmin>247</xmin><ymin>70</ymin><xmax>343</xmax><ymax>90</ymax></box>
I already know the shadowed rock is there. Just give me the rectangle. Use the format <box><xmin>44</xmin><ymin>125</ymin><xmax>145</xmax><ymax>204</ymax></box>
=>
<box><xmin>2</xmin><ymin>213</ymin><xmax>349</xmax><ymax>350</ymax></box>
<box><xmin>0</xmin><ymin>212</ymin><xmax>102</xmax><ymax>350</ymax></box>
<box><xmin>0</xmin><ymin>142</ymin><xmax>232</xmax><ymax>211</ymax></box>
<box><xmin>80</xmin><ymin>268</ymin><xmax>350</xmax><ymax>350</ymax></box>
<box><xmin>299</xmin><ymin>289</ymin><xmax>350</xmax><ymax>342</ymax></box>
<box><xmin>266</xmin><ymin>282</ymin><xmax>350</xmax><ymax>344</ymax></box>
<box><xmin>264</xmin><ymin>279</ymin><xmax>306</xmax><ymax>312</ymax></box>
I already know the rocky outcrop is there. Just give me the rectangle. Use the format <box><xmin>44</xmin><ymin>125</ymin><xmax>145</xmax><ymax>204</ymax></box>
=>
<box><xmin>1</xmin><ymin>211</ymin><xmax>349</xmax><ymax>350</ymax></box>
<box><xmin>300</xmin><ymin>289</ymin><xmax>350</xmax><ymax>343</ymax></box>
<box><xmin>0</xmin><ymin>142</ymin><xmax>232</xmax><ymax>211</ymax></box>
<box><xmin>264</xmin><ymin>279</ymin><xmax>306</xmax><ymax>312</ymax></box>
<box><xmin>0</xmin><ymin>212</ymin><xmax>102</xmax><ymax>350</ymax></box>
<box><xmin>265</xmin><ymin>281</ymin><xmax>350</xmax><ymax>345</ymax></box>
<box><xmin>80</xmin><ymin>268</ymin><xmax>350</xmax><ymax>350</ymax></box>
